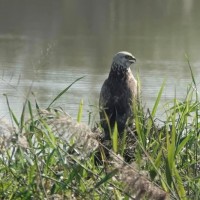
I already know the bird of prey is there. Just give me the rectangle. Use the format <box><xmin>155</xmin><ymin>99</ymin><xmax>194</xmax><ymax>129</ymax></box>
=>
<box><xmin>99</xmin><ymin>51</ymin><xmax>138</xmax><ymax>139</ymax></box>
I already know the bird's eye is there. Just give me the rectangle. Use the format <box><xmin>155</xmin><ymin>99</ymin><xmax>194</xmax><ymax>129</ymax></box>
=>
<box><xmin>125</xmin><ymin>55</ymin><xmax>131</xmax><ymax>59</ymax></box>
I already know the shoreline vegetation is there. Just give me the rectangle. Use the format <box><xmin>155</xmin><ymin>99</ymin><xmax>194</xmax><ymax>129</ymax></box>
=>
<box><xmin>0</xmin><ymin>64</ymin><xmax>199</xmax><ymax>199</ymax></box>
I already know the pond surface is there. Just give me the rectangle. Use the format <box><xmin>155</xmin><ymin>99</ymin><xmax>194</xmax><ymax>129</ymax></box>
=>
<box><xmin>0</xmin><ymin>0</ymin><xmax>200</xmax><ymax>123</ymax></box>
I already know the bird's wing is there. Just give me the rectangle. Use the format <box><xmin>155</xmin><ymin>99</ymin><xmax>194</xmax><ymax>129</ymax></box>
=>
<box><xmin>99</xmin><ymin>79</ymin><xmax>111</xmax><ymax>109</ymax></box>
<box><xmin>127</xmin><ymin>73</ymin><xmax>138</xmax><ymax>97</ymax></box>
<box><xmin>99</xmin><ymin>79</ymin><xmax>115</xmax><ymax>134</ymax></box>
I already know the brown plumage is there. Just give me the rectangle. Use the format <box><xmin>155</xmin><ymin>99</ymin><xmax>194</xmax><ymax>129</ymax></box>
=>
<box><xmin>99</xmin><ymin>51</ymin><xmax>138</xmax><ymax>139</ymax></box>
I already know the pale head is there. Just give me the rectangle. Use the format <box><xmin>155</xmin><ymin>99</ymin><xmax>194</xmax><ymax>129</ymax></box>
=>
<box><xmin>112</xmin><ymin>51</ymin><xmax>136</xmax><ymax>69</ymax></box>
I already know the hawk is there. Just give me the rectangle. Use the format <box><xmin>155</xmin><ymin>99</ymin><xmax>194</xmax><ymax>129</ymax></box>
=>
<box><xmin>99</xmin><ymin>51</ymin><xmax>138</xmax><ymax>139</ymax></box>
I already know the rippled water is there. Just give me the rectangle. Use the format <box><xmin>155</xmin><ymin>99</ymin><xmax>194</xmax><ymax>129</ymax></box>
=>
<box><xmin>0</xmin><ymin>0</ymin><xmax>200</xmax><ymax>123</ymax></box>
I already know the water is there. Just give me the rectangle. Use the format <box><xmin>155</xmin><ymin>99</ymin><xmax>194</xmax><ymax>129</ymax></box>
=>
<box><xmin>0</xmin><ymin>0</ymin><xmax>200</xmax><ymax>123</ymax></box>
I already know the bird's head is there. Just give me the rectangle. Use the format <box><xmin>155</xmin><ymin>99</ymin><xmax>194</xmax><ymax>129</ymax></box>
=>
<box><xmin>112</xmin><ymin>51</ymin><xmax>136</xmax><ymax>70</ymax></box>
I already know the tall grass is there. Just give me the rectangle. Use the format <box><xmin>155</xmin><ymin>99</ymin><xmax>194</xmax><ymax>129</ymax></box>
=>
<box><xmin>0</xmin><ymin>66</ymin><xmax>199</xmax><ymax>199</ymax></box>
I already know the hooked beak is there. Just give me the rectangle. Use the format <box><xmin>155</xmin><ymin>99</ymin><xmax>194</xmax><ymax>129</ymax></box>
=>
<box><xmin>129</xmin><ymin>57</ymin><xmax>136</xmax><ymax>64</ymax></box>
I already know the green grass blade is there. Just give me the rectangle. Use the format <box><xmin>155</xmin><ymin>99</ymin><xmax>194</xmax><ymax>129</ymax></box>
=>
<box><xmin>94</xmin><ymin>169</ymin><xmax>118</xmax><ymax>189</ymax></box>
<box><xmin>145</xmin><ymin>81</ymin><xmax>165</xmax><ymax>138</ymax></box>
<box><xmin>20</xmin><ymin>100</ymin><xmax>28</xmax><ymax>133</ymax></box>
<box><xmin>165</xmin><ymin>152</ymin><xmax>173</xmax><ymax>187</ymax></box>
<box><xmin>151</xmin><ymin>80</ymin><xmax>165</xmax><ymax>117</ymax></box>
<box><xmin>154</xmin><ymin>148</ymin><xmax>163</xmax><ymax>168</ymax></box>
<box><xmin>167</xmin><ymin>112</ymin><xmax>176</xmax><ymax>172</ymax></box>
<box><xmin>35</xmin><ymin>99</ymin><xmax>40</xmax><ymax>110</ymax></box>
<box><xmin>4</xmin><ymin>94</ymin><xmax>19</xmax><ymax>126</ymax></box>
<box><xmin>77</xmin><ymin>99</ymin><xmax>83</xmax><ymax>122</ymax></box>
<box><xmin>28</xmin><ymin>100</ymin><xmax>33</xmax><ymax>121</ymax></box>
<box><xmin>133</xmin><ymin>98</ymin><xmax>145</xmax><ymax>147</ymax></box>
<box><xmin>185</xmin><ymin>54</ymin><xmax>196</xmax><ymax>88</ymax></box>
<box><xmin>176</xmin><ymin>133</ymin><xmax>191</xmax><ymax>156</ymax></box>
<box><xmin>112</xmin><ymin>122</ymin><xmax>118</xmax><ymax>153</ymax></box>
<box><xmin>174</xmin><ymin>167</ymin><xmax>187</xmax><ymax>199</ymax></box>
<box><xmin>165</xmin><ymin>99</ymin><xmax>176</xmax><ymax>187</ymax></box>
<box><xmin>103</xmin><ymin>110</ymin><xmax>112</xmax><ymax>138</ymax></box>
<box><xmin>120</xmin><ymin>130</ymin><xmax>127</xmax><ymax>156</ymax></box>
<box><xmin>48</xmin><ymin>76</ymin><xmax>85</xmax><ymax>108</ymax></box>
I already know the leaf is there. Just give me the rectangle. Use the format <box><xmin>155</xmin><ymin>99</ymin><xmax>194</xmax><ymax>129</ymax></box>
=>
<box><xmin>176</xmin><ymin>133</ymin><xmax>191</xmax><ymax>156</ymax></box>
<box><xmin>185</xmin><ymin>54</ymin><xmax>196</xmax><ymax>88</ymax></box>
<box><xmin>112</xmin><ymin>122</ymin><xmax>118</xmax><ymax>153</ymax></box>
<box><xmin>174</xmin><ymin>167</ymin><xmax>187</xmax><ymax>199</ymax></box>
<box><xmin>4</xmin><ymin>94</ymin><xmax>19</xmax><ymax>126</ymax></box>
<box><xmin>77</xmin><ymin>99</ymin><xmax>83</xmax><ymax>122</ymax></box>
<box><xmin>20</xmin><ymin>100</ymin><xmax>28</xmax><ymax>133</ymax></box>
<box><xmin>151</xmin><ymin>80</ymin><xmax>165</xmax><ymax>118</ymax></box>
<box><xmin>94</xmin><ymin>169</ymin><xmax>118</xmax><ymax>189</ymax></box>
<box><xmin>48</xmin><ymin>76</ymin><xmax>85</xmax><ymax>108</ymax></box>
<box><xmin>28</xmin><ymin>100</ymin><xmax>33</xmax><ymax>120</ymax></box>
<box><xmin>146</xmin><ymin>81</ymin><xmax>165</xmax><ymax>138</ymax></box>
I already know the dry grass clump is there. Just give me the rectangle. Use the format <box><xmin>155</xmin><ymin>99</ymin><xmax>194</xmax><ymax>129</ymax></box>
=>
<box><xmin>109</xmin><ymin>153</ymin><xmax>169</xmax><ymax>200</ymax></box>
<box><xmin>38</xmin><ymin>109</ymin><xmax>99</xmax><ymax>159</ymax></box>
<box><xmin>0</xmin><ymin>118</ymin><xmax>16</xmax><ymax>152</ymax></box>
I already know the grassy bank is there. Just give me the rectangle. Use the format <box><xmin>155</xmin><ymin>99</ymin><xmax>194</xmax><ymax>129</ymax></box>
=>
<box><xmin>0</xmin><ymin>70</ymin><xmax>199</xmax><ymax>199</ymax></box>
